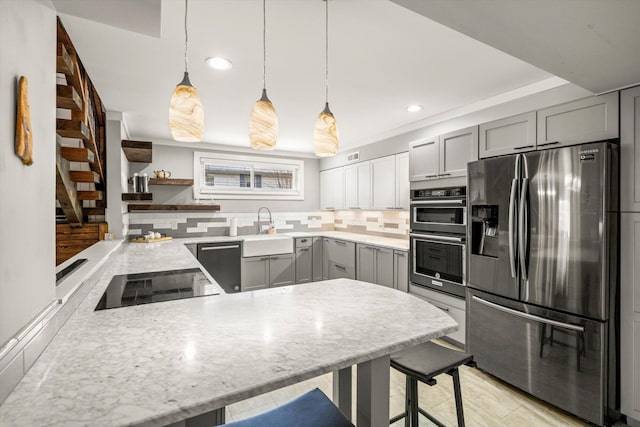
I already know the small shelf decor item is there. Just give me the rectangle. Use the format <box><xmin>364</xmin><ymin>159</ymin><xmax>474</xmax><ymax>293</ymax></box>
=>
<box><xmin>249</xmin><ymin>0</ymin><xmax>278</xmax><ymax>150</ymax></box>
<box><xmin>169</xmin><ymin>0</ymin><xmax>204</xmax><ymax>142</ymax></box>
<box><xmin>15</xmin><ymin>76</ymin><xmax>34</xmax><ymax>165</ymax></box>
<box><xmin>313</xmin><ymin>0</ymin><xmax>339</xmax><ymax>157</ymax></box>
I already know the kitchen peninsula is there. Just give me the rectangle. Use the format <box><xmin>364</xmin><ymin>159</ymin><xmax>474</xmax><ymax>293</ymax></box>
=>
<box><xmin>0</xmin><ymin>238</ymin><xmax>455</xmax><ymax>427</ymax></box>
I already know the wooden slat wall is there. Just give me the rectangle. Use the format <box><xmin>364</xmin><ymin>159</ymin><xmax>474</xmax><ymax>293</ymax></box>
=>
<box><xmin>56</xmin><ymin>223</ymin><xmax>108</xmax><ymax>266</ymax></box>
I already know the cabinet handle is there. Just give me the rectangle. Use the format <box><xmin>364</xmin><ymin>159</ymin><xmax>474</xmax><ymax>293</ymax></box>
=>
<box><xmin>513</xmin><ymin>145</ymin><xmax>534</xmax><ymax>150</ymax></box>
<box><xmin>413</xmin><ymin>141</ymin><xmax>435</xmax><ymax>149</ymax></box>
<box><xmin>396</xmin><ymin>253</ymin><xmax>406</xmax><ymax>257</ymax></box>
<box><xmin>437</xmin><ymin>173</ymin><xmax>451</xmax><ymax>177</ymax></box>
<box><xmin>424</xmin><ymin>174</ymin><xmax>437</xmax><ymax>178</ymax></box>
<box><xmin>299</xmin><ymin>248</ymin><xmax>310</xmax><ymax>252</ymax></box>
<box><xmin>431</xmin><ymin>303</ymin><xmax>450</xmax><ymax>313</ymax></box>
<box><xmin>349</xmin><ymin>207</ymin><xmax>360</xmax><ymax>209</ymax></box>
<box><xmin>260</xmin><ymin>257</ymin><xmax>269</xmax><ymax>261</ymax></box>
<box><xmin>325</xmin><ymin>207</ymin><xmax>335</xmax><ymax>210</ymax></box>
<box><xmin>538</xmin><ymin>141</ymin><xmax>560</xmax><ymax>147</ymax></box>
<box><xmin>271</xmin><ymin>256</ymin><xmax>279</xmax><ymax>260</ymax></box>
<box><xmin>335</xmin><ymin>264</ymin><xmax>346</xmax><ymax>271</ymax></box>
<box><xmin>335</xmin><ymin>241</ymin><xmax>347</xmax><ymax>246</ymax></box>
<box><xmin>300</xmin><ymin>239</ymin><xmax>308</xmax><ymax>242</ymax></box>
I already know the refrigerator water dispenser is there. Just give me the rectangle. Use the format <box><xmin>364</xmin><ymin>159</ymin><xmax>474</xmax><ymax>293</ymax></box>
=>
<box><xmin>471</xmin><ymin>205</ymin><xmax>499</xmax><ymax>257</ymax></box>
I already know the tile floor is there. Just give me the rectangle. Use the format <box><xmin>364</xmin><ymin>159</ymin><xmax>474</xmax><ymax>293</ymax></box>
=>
<box><xmin>225</xmin><ymin>339</ymin><xmax>626</xmax><ymax>426</ymax></box>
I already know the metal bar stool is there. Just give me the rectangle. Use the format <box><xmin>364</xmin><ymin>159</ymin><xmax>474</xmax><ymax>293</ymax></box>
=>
<box><xmin>223</xmin><ymin>388</ymin><xmax>353</xmax><ymax>427</ymax></box>
<box><xmin>390</xmin><ymin>341</ymin><xmax>474</xmax><ymax>427</ymax></box>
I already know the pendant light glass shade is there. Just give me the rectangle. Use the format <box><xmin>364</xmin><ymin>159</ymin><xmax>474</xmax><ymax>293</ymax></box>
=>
<box><xmin>169</xmin><ymin>0</ymin><xmax>204</xmax><ymax>142</ymax></box>
<box><xmin>250</xmin><ymin>0</ymin><xmax>278</xmax><ymax>150</ymax></box>
<box><xmin>314</xmin><ymin>0</ymin><xmax>338</xmax><ymax>157</ymax></box>
<box><xmin>314</xmin><ymin>103</ymin><xmax>338</xmax><ymax>157</ymax></box>
<box><xmin>169</xmin><ymin>72</ymin><xmax>204</xmax><ymax>142</ymax></box>
<box><xmin>249</xmin><ymin>89</ymin><xmax>278</xmax><ymax>150</ymax></box>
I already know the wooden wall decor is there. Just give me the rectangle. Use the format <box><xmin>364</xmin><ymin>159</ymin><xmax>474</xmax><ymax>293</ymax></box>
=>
<box><xmin>15</xmin><ymin>76</ymin><xmax>34</xmax><ymax>165</ymax></box>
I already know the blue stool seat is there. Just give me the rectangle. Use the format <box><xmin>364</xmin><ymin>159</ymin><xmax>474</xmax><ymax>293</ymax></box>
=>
<box><xmin>224</xmin><ymin>388</ymin><xmax>353</xmax><ymax>427</ymax></box>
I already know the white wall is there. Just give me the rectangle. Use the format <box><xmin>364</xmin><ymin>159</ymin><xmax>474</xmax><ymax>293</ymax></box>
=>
<box><xmin>0</xmin><ymin>0</ymin><xmax>57</xmax><ymax>346</ymax></box>
<box><xmin>127</xmin><ymin>141</ymin><xmax>321</xmax><ymax>213</ymax></box>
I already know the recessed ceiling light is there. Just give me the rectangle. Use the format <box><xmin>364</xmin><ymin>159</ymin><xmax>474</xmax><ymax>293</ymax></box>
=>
<box><xmin>407</xmin><ymin>104</ymin><xmax>422</xmax><ymax>113</ymax></box>
<box><xmin>205</xmin><ymin>57</ymin><xmax>233</xmax><ymax>70</ymax></box>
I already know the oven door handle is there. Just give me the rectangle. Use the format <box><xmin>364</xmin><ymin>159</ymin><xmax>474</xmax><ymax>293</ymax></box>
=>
<box><xmin>410</xmin><ymin>233</ymin><xmax>465</xmax><ymax>243</ymax></box>
<box><xmin>410</xmin><ymin>199</ymin><xmax>465</xmax><ymax>205</ymax></box>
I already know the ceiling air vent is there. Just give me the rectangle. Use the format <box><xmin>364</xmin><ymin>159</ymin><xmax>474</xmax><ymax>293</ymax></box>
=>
<box><xmin>346</xmin><ymin>152</ymin><xmax>360</xmax><ymax>162</ymax></box>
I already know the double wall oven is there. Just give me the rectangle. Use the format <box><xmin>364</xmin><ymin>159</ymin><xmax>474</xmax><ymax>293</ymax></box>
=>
<box><xmin>410</xmin><ymin>186</ymin><xmax>466</xmax><ymax>298</ymax></box>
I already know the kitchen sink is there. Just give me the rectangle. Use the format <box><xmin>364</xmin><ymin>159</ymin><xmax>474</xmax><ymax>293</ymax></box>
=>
<box><xmin>242</xmin><ymin>234</ymin><xmax>293</xmax><ymax>257</ymax></box>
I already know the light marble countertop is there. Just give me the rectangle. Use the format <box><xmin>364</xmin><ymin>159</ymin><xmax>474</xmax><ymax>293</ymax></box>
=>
<box><xmin>179</xmin><ymin>230</ymin><xmax>409</xmax><ymax>251</ymax></box>
<box><xmin>0</xmin><ymin>236</ymin><xmax>452</xmax><ymax>427</ymax></box>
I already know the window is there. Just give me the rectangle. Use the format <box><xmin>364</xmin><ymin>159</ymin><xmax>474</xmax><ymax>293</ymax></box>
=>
<box><xmin>194</xmin><ymin>152</ymin><xmax>304</xmax><ymax>200</ymax></box>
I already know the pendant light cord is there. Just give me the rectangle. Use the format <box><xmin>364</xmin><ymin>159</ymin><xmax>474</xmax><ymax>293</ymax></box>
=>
<box><xmin>325</xmin><ymin>0</ymin><xmax>329</xmax><ymax>105</ymax></box>
<box><xmin>263</xmin><ymin>0</ymin><xmax>267</xmax><ymax>90</ymax></box>
<box><xmin>184</xmin><ymin>0</ymin><xmax>189</xmax><ymax>73</ymax></box>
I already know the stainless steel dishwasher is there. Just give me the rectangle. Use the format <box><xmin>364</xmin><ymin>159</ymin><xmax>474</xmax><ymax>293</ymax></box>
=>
<box><xmin>197</xmin><ymin>242</ymin><xmax>241</xmax><ymax>293</ymax></box>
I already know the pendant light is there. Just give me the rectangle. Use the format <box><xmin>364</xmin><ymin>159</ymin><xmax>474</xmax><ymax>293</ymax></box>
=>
<box><xmin>249</xmin><ymin>0</ymin><xmax>278</xmax><ymax>150</ymax></box>
<box><xmin>169</xmin><ymin>0</ymin><xmax>204</xmax><ymax>142</ymax></box>
<box><xmin>314</xmin><ymin>0</ymin><xmax>338</xmax><ymax>157</ymax></box>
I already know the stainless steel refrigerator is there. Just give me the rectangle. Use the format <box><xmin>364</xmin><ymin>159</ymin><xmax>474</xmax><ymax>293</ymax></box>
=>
<box><xmin>466</xmin><ymin>141</ymin><xmax>618</xmax><ymax>426</ymax></box>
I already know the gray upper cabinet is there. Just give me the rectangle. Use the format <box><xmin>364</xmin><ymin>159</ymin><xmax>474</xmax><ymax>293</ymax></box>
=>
<box><xmin>371</xmin><ymin>155</ymin><xmax>396</xmax><ymax>210</ymax></box>
<box><xmin>395</xmin><ymin>152</ymin><xmax>409</xmax><ymax>210</ymax></box>
<box><xmin>409</xmin><ymin>126</ymin><xmax>478</xmax><ymax>181</ymax></box>
<box><xmin>320</xmin><ymin>168</ymin><xmax>344</xmax><ymax>210</ymax></box>
<box><xmin>621</xmin><ymin>86</ymin><xmax>640</xmax><ymax>212</ymax></box>
<box><xmin>269</xmin><ymin>254</ymin><xmax>295</xmax><ymax>287</ymax></box>
<box><xmin>537</xmin><ymin>92</ymin><xmax>619</xmax><ymax>149</ymax></box>
<box><xmin>409</xmin><ymin>137</ymin><xmax>439</xmax><ymax>181</ymax></box>
<box><xmin>479</xmin><ymin>112</ymin><xmax>537</xmax><ymax>158</ymax></box>
<box><xmin>344</xmin><ymin>161</ymin><xmax>371</xmax><ymax>210</ymax></box>
<box><xmin>393</xmin><ymin>250</ymin><xmax>408</xmax><ymax>292</ymax></box>
<box><xmin>439</xmin><ymin>126</ymin><xmax>479</xmax><ymax>178</ymax></box>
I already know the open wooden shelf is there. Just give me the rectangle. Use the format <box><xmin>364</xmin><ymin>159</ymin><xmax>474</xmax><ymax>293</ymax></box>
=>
<box><xmin>122</xmin><ymin>140</ymin><xmax>152</xmax><ymax>163</ymax></box>
<box><xmin>127</xmin><ymin>204</ymin><xmax>220</xmax><ymax>212</ymax></box>
<box><xmin>122</xmin><ymin>193</ymin><xmax>153</xmax><ymax>201</ymax></box>
<box><xmin>127</xmin><ymin>178</ymin><xmax>194</xmax><ymax>186</ymax></box>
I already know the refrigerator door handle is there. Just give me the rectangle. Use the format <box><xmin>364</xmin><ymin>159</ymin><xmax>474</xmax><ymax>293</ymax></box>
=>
<box><xmin>472</xmin><ymin>296</ymin><xmax>585</xmax><ymax>332</ymax></box>
<box><xmin>518</xmin><ymin>177</ymin><xmax>529</xmax><ymax>280</ymax></box>
<box><xmin>508</xmin><ymin>178</ymin><xmax>518</xmax><ymax>278</ymax></box>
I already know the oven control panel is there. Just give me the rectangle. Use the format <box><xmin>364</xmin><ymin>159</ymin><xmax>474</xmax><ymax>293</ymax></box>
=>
<box><xmin>412</xmin><ymin>186</ymin><xmax>466</xmax><ymax>200</ymax></box>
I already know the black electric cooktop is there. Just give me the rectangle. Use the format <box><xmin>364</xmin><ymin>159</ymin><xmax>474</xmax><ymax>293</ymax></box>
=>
<box><xmin>95</xmin><ymin>268</ymin><xmax>219</xmax><ymax>311</ymax></box>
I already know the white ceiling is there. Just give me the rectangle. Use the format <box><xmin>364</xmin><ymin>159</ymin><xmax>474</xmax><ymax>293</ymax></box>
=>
<box><xmin>392</xmin><ymin>0</ymin><xmax>640</xmax><ymax>95</ymax></box>
<box><xmin>54</xmin><ymin>0</ymin><xmax>565</xmax><ymax>154</ymax></box>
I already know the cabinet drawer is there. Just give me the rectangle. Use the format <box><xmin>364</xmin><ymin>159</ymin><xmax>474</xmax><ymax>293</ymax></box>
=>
<box><xmin>409</xmin><ymin>284</ymin><xmax>466</xmax><ymax>345</ymax></box>
<box><xmin>328</xmin><ymin>261</ymin><xmax>356</xmax><ymax>280</ymax></box>
<box><xmin>325</xmin><ymin>239</ymin><xmax>355</xmax><ymax>267</ymax></box>
<box><xmin>295</xmin><ymin>237</ymin><xmax>313</xmax><ymax>248</ymax></box>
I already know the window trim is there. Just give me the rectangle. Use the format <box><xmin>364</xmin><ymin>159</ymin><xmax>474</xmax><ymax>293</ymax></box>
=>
<box><xmin>193</xmin><ymin>151</ymin><xmax>305</xmax><ymax>200</ymax></box>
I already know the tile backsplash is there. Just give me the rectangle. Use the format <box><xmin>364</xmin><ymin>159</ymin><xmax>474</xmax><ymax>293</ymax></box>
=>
<box><xmin>127</xmin><ymin>211</ymin><xmax>335</xmax><ymax>238</ymax></box>
<box><xmin>127</xmin><ymin>210</ymin><xmax>410</xmax><ymax>239</ymax></box>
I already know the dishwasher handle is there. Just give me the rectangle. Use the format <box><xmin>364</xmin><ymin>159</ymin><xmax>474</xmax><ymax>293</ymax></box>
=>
<box><xmin>200</xmin><ymin>245</ymin><xmax>240</xmax><ymax>251</ymax></box>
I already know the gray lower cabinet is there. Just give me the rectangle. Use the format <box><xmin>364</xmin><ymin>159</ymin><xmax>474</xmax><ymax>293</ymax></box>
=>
<box><xmin>323</xmin><ymin>238</ymin><xmax>356</xmax><ymax>280</ymax></box>
<box><xmin>312</xmin><ymin>237</ymin><xmax>324</xmax><ymax>282</ymax></box>
<box><xmin>536</xmin><ymin>92</ymin><xmax>619</xmax><ymax>149</ymax></box>
<box><xmin>295</xmin><ymin>237</ymin><xmax>313</xmax><ymax>284</ymax></box>
<box><xmin>356</xmin><ymin>244</ymin><xmax>394</xmax><ymax>288</ymax></box>
<box><xmin>409</xmin><ymin>283</ymin><xmax>466</xmax><ymax>345</ymax></box>
<box><xmin>241</xmin><ymin>256</ymin><xmax>269</xmax><ymax>291</ymax></box>
<box><xmin>241</xmin><ymin>254</ymin><xmax>294</xmax><ymax>290</ymax></box>
<box><xmin>269</xmin><ymin>254</ymin><xmax>295</xmax><ymax>287</ymax></box>
<box><xmin>393</xmin><ymin>250</ymin><xmax>408</xmax><ymax>292</ymax></box>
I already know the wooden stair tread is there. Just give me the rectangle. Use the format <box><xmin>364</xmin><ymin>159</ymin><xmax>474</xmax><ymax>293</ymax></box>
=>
<box><xmin>77</xmin><ymin>191</ymin><xmax>103</xmax><ymax>201</ymax></box>
<box><xmin>56</xmin><ymin>142</ymin><xmax>83</xmax><ymax>225</ymax></box>
<box><xmin>60</xmin><ymin>146</ymin><xmax>95</xmax><ymax>163</ymax></box>
<box><xmin>69</xmin><ymin>171</ymin><xmax>100</xmax><ymax>183</ymax></box>
<box><xmin>56</xmin><ymin>42</ymin><xmax>73</xmax><ymax>76</ymax></box>
<box><xmin>56</xmin><ymin>85</ymin><xmax>82</xmax><ymax>111</ymax></box>
<box><xmin>57</xmin><ymin>119</ymin><xmax>90</xmax><ymax>141</ymax></box>
<box><xmin>122</xmin><ymin>193</ymin><xmax>153</xmax><ymax>201</ymax></box>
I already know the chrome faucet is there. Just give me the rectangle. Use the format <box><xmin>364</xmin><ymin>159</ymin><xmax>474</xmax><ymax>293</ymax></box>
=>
<box><xmin>256</xmin><ymin>207</ymin><xmax>272</xmax><ymax>234</ymax></box>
